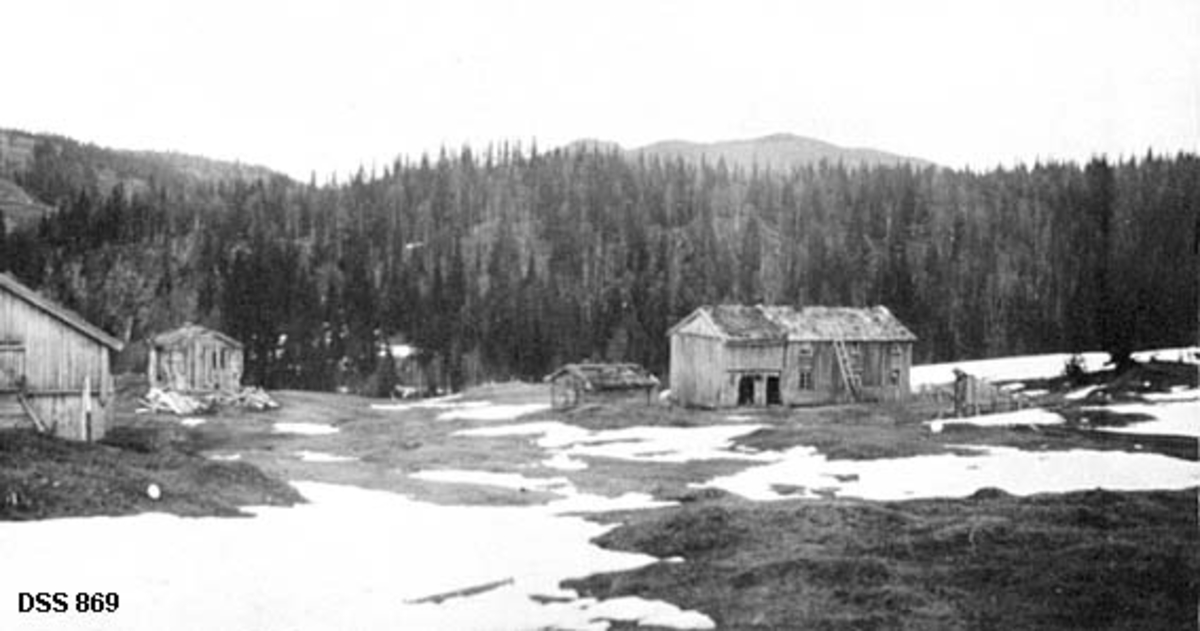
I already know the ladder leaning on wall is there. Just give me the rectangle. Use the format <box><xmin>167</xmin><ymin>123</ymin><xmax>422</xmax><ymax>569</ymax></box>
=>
<box><xmin>832</xmin><ymin>337</ymin><xmax>863</xmax><ymax>402</ymax></box>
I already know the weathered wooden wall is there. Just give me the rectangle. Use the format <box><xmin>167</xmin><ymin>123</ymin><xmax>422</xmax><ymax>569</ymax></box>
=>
<box><xmin>0</xmin><ymin>289</ymin><xmax>114</xmax><ymax>440</ymax></box>
<box><xmin>782</xmin><ymin>342</ymin><xmax>835</xmax><ymax>405</ymax></box>
<box><xmin>669</xmin><ymin>333</ymin><xmax>727</xmax><ymax>408</ymax></box>
<box><xmin>855</xmin><ymin>342</ymin><xmax>911</xmax><ymax>402</ymax></box>
<box><xmin>149</xmin><ymin>337</ymin><xmax>243</xmax><ymax>392</ymax></box>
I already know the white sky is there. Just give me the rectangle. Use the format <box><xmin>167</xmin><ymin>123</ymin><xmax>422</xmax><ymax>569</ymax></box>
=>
<box><xmin>3</xmin><ymin>0</ymin><xmax>1197</xmax><ymax>180</ymax></box>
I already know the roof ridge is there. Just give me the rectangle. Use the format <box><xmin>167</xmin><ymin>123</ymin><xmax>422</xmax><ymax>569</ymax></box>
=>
<box><xmin>0</xmin><ymin>273</ymin><xmax>124</xmax><ymax>351</ymax></box>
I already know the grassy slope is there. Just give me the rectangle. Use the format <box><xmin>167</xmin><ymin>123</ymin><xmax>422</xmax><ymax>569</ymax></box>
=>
<box><xmin>0</xmin><ymin>429</ymin><xmax>302</xmax><ymax>520</ymax></box>
<box><xmin>568</xmin><ymin>489</ymin><xmax>1199</xmax><ymax>630</ymax></box>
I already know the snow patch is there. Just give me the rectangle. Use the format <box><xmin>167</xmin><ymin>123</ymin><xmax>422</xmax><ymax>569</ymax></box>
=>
<box><xmin>1132</xmin><ymin>346</ymin><xmax>1200</xmax><ymax>365</ymax></box>
<box><xmin>0</xmin><ymin>482</ymin><xmax>704</xmax><ymax>631</ymax></box>
<box><xmin>296</xmin><ymin>451</ymin><xmax>356</xmax><ymax>463</ymax></box>
<box><xmin>912</xmin><ymin>352</ymin><xmax>1109</xmax><ymax>388</ymax></box>
<box><xmin>1064</xmin><ymin>385</ymin><xmax>1100</xmax><ymax>401</ymax></box>
<box><xmin>437</xmin><ymin>403</ymin><xmax>551</xmax><ymax>422</ymax></box>
<box><xmin>411</xmin><ymin>469</ymin><xmax>671</xmax><ymax>513</ymax></box>
<box><xmin>412</xmin><ymin>469</ymin><xmax>572</xmax><ymax>492</ymax></box>
<box><xmin>180</xmin><ymin>417</ymin><xmax>205</xmax><ymax>427</ymax></box>
<box><xmin>707</xmin><ymin>445</ymin><xmax>1200</xmax><ymax>501</ymax></box>
<box><xmin>1093</xmin><ymin>398</ymin><xmax>1200</xmax><ymax>438</ymax></box>
<box><xmin>925</xmin><ymin>408</ymin><xmax>1065</xmax><ymax>430</ymax></box>
<box><xmin>460</xmin><ymin>422</ymin><xmax>769</xmax><ymax>466</ymax></box>
<box><xmin>1141</xmin><ymin>387</ymin><xmax>1200</xmax><ymax>403</ymax></box>
<box><xmin>273</xmin><ymin>422</ymin><xmax>339</xmax><ymax>435</ymax></box>
<box><xmin>370</xmin><ymin>395</ymin><xmax>475</xmax><ymax>412</ymax></box>
<box><xmin>912</xmin><ymin>346</ymin><xmax>1200</xmax><ymax>389</ymax></box>
<box><xmin>582</xmin><ymin>596</ymin><xmax>716</xmax><ymax>629</ymax></box>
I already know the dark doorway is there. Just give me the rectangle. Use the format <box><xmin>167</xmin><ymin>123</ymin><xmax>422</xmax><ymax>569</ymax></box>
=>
<box><xmin>766</xmin><ymin>376</ymin><xmax>781</xmax><ymax>405</ymax></box>
<box><xmin>737</xmin><ymin>375</ymin><xmax>756</xmax><ymax>405</ymax></box>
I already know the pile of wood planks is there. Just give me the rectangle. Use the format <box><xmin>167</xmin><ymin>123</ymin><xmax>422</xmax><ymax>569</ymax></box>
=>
<box><xmin>139</xmin><ymin>388</ymin><xmax>212</xmax><ymax>415</ymax></box>
<box><xmin>139</xmin><ymin>387</ymin><xmax>280</xmax><ymax>415</ymax></box>
<box><xmin>210</xmin><ymin>387</ymin><xmax>280</xmax><ymax>411</ymax></box>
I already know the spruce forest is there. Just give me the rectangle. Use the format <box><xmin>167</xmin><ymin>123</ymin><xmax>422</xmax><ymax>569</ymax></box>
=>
<box><xmin>1</xmin><ymin>136</ymin><xmax>1196</xmax><ymax>393</ymax></box>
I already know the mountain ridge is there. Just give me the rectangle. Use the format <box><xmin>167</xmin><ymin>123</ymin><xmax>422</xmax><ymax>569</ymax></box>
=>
<box><xmin>566</xmin><ymin>133</ymin><xmax>935</xmax><ymax>171</ymax></box>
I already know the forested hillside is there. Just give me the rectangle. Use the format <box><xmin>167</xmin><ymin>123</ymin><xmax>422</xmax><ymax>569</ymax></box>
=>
<box><xmin>0</xmin><ymin>137</ymin><xmax>1195</xmax><ymax>393</ymax></box>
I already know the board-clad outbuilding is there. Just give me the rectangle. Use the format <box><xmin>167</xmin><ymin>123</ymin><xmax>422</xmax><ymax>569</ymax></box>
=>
<box><xmin>544</xmin><ymin>363</ymin><xmax>660</xmax><ymax>409</ymax></box>
<box><xmin>148</xmin><ymin>324</ymin><xmax>244</xmax><ymax>393</ymax></box>
<box><xmin>0</xmin><ymin>273</ymin><xmax>123</xmax><ymax>440</ymax></box>
<box><xmin>668</xmin><ymin>305</ymin><xmax>916</xmax><ymax>408</ymax></box>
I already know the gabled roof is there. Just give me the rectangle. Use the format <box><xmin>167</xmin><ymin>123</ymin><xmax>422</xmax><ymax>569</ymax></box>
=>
<box><xmin>544</xmin><ymin>363</ymin><xmax>660</xmax><ymax>391</ymax></box>
<box><xmin>668</xmin><ymin>304</ymin><xmax>917</xmax><ymax>343</ymax></box>
<box><xmin>0</xmin><ymin>273</ymin><xmax>124</xmax><ymax>351</ymax></box>
<box><xmin>151</xmin><ymin>324</ymin><xmax>243</xmax><ymax>349</ymax></box>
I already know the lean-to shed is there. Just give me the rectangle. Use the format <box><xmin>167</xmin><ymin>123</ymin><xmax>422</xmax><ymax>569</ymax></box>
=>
<box><xmin>668</xmin><ymin>305</ymin><xmax>916</xmax><ymax>408</ymax></box>
<box><xmin>147</xmin><ymin>324</ymin><xmax>243</xmax><ymax>392</ymax></box>
<box><xmin>0</xmin><ymin>273</ymin><xmax>123</xmax><ymax>440</ymax></box>
<box><xmin>544</xmin><ymin>363</ymin><xmax>660</xmax><ymax>409</ymax></box>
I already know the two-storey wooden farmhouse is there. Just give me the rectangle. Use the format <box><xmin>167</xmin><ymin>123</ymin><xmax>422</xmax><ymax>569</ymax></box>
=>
<box><xmin>668</xmin><ymin>305</ymin><xmax>916</xmax><ymax>408</ymax></box>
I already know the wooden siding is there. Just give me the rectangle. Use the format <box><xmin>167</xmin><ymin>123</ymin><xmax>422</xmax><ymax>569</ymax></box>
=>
<box><xmin>0</xmin><ymin>287</ymin><xmax>114</xmax><ymax>440</ymax></box>
<box><xmin>669</xmin><ymin>333</ymin><xmax>727</xmax><ymax>408</ymax></box>
<box><xmin>782</xmin><ymin>342</ymin><xmax>836</xmax><ymax>405</ymax></box>
<box><xmin>670</xmin><ymin>334</ymin><xmax>914</xmax><ymax>408</ymax></box>
<box><xmin>149</xmin><ymin>338</ymin><xmax>243</xmax><ymax>392</ymax></box>
<box><xmin>725</xmin><ymin>342</ymin><xmax>785</xmax><ymax>371</ymax></box>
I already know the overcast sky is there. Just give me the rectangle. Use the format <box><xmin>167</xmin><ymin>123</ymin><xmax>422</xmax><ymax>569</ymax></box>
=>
<box><xmin>4</xmin><ymin>0</ymin><xmax>1197</xmax><ymax>180</ymax></box>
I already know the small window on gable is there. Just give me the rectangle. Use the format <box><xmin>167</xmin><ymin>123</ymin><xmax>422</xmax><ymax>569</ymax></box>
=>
<box><xmin>890</xmin><ymin>343</ymin><xmax>903</xmax><ymax>356</ymax></box>
<box><xmin>849</xmin><ymin>343</ymin><xmax>862</xmax><ymax>356</ymax></box>
<box><xmin>797</xmin><ymin>343</ymin><xmax>814</xmax><ymax>357</ymax></box>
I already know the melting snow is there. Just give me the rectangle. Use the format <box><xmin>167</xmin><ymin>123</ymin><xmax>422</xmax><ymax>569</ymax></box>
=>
<box><xmin>371</xmin><ymin>398</ymin><xmax>549</xmax><ymax>422</ymax></box>
<box><xmin>926</xmin><ymin>408</ymin><xmax>1065</xmax><ymax>431</ymax></box>
<box><xmin>411</xmin><ymin>468</ymin><xmax>671</xmax><ymax>514</ymax></box>
<box><xmin>180</xmin><ymin>417</ymin><xmax>205</xmax><ymax>427</ymax></box>
<box><xmin>412</xmin><ymin>469</ymin><xmax>572</xmax><ymax>492</ymax></box>
<box><xmin>912</xmin><ymin>346</ymin><xmax>1200</xmax><ymax>389</ymax></box>
<box><xmin>911</xmin><ymin>352</ymin><xmax>1110</xmax><ymax>388</ymax></box>
<box><xmin>0</xmin><ymin>482</ymin><xmax>709</xmax><ymax>631</ymax></box>
<box><xmin>273</xmin><ymin>422</ymin><xmax>338</xmax><ymax>435</ymax></box>
<box><xmin>1093</xmin><ymin>398</ymin><xmax>1200</xmax><ymax>438</ymax></box>
<box><xmin>461</xmin><ymin>422</ymin><xmax>769</xmax><ymax>469</ymax></box>
<box><xmin>371</xmin><ymin>395</ymin><xmax>476</xmax><ymax>413</ymax></box>
<box><xmin>1065</xmin><ymin>385</ymin><xmax>1101</xmax><ymax>401</ymax></box>
<box><xmin>1132</xmin><ymin>346</ymin><xmax>1200</xmax><ymax>364</ymax></box>
<box><xmin>706</xmin><ymin>445</ymin><xmax>1200</xmax><ymax>501</ymax></box>
<box><xmin>296</xmin><ymin>450</ymin><xmax>356</xmax><ymax>463</ymax></box>
<box><xmin>1141</xmin><ymin>386</ymin><xmax>1200</xmax><ymax>403</ymax></box>
<box><xmin>584</xmin><ymin>596</ymin><xmax>716</xmax><ymax>629</ymax></box>
<box><xmin>438</xmin><ymin>403</ymin><xmax>551</xmax><ymax>422</ymax></box>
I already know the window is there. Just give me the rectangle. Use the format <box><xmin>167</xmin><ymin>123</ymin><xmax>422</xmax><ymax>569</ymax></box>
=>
<box><xmin>798</xmin><ymin>369</ymin><xmax>814</xmax><ymax>391</ymax></box>
<box><xmin>890</xmin><ymin>344</ymin><xmax>903</xmax><ymax>356</ymax></box>
<box><xmin>797</xmin><ymin>343</ymin><xmax>814</xmax><ymax>357</ymax></box>
<box><xmin>890</xmin><ymin>369</ymin><xmax>901</xmax><ymax>386</ymax></box>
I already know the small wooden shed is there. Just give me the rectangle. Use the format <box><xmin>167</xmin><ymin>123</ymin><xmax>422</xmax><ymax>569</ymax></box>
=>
<box><xmin>668</xmin><ymin>305</ymin><xmax>917</xmax><ymax>408</ymax></box>
<box><xmin>0</xmin><ymin>273</ymin><xmax>123</xmax><ymax>441</ymax></box>
<box><xmin>147</xmin><ymin>324</ymin><xmax>243</xmax><ymax>393</ymax></box>
<box><xmin>544</xmin><ymin>363</ymin><xmax>660</xmax><ymax>409</ymax></box>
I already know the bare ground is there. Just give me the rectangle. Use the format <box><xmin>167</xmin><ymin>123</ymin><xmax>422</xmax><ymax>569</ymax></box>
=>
<box><xmin>3</xmin><ymin>368</ymin><xmax>1196</xmax><ymax>629</ymax></box>
<box><xmin>567</xmin><ymin>488</ymin><xmax>1199</xmax><ymax>630</ymax></box>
